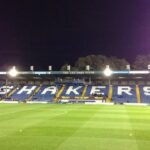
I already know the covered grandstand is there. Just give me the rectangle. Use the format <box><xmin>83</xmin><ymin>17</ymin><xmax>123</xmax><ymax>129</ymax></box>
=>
<box><xmin>0</xmin><ymin>67</ymin><xmax>150</xmax><ymax>104</ymax></box>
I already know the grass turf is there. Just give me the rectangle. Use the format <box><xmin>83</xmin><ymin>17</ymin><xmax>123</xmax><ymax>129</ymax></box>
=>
<box><xmin>0</xmin><ymin>104</ymin><xmax>150</xmax><ymax>150</ymax></box>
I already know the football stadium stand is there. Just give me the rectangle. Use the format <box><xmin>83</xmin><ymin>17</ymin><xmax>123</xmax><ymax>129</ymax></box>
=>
<box><xmin>0</xmin><ymin>68</ymin><xmax>150</xmax><ymax>104</ymax></box>
<box><xmin>0</xmin><ymin>84</ymin><xmax>150</xmax><ymax>104</ymax></box>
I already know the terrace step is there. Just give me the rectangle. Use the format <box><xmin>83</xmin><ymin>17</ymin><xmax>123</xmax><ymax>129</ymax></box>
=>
<box><xmin>27</xmin><ymin>85</ymin><xmax>42</xmax><ymax>101</ymax></box>
<box><xmin>136</xmin><ymin>85</ymin><xmax>141</xmax><ymax>103</ymax></box>
<box><xmin>107</xmin><ymin>85</ymin><xmax>113</xmax><ymax>102</ymax></box>
<box><xmin>54</xmin><ymin>84</ymin><xmax>65</xmax><ymax>103</ymax></box>
<box><xmin>7</xmin><ymin>86</ymin><xmax>18</xmax><ymax>98</ymax></box>
<box><xmin>82</xmin><ymin>85</ymin><xmax>87</xmax><ymax>97</ymax></box>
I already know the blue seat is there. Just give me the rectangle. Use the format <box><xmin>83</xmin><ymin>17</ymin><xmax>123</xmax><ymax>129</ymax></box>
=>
<box><xmin>112</xmin><ymin>85</ymin><xmax>137</xmax><ymax>103</ymax></box>
<box><xmin>11</xmin><ymin>85</ymin><xmax>37</xmax><ymax>101</ymax></box>
<box><xmin>139</xmin><ymin>85</ymin><xmax>150</xmax><ymax>103</ymax></box>
<box><xmin>85</xmin><ymin>85</ymin><xmax>109</xmax><ymax>97</ymax></box>
<box><xmin>61</xmin><ymin>85</ymin><xmax>84</xmax><ymax>97</ymax></box>
<box><xmin>32</xmin><ymin>85</ymin><xmax>61</xmax><ymax>102</ymax></box>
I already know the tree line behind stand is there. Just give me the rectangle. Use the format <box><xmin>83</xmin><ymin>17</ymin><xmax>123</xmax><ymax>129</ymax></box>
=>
<box><xmin>60</xmin><ymin>54</ymin><xmax>150</xmax><ymax>71</ymax></box>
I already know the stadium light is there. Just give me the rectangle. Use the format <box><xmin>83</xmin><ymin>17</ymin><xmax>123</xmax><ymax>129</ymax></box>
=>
<box><xmin>67</xmin><ymin>65</ymin><xmax>71</xmax><ymax>71</ymax></box>
<box><xmin>126</xmin><ymin>65</ymin><xmax>130</xmax><ymax>70</ymax></box>
<box><xmin>30</xmin><ymin>66</ymin><xmax>34</xmax><ymax>71</ymax></box>
<box><xmin>8</xmin><ymin>66</ymin><xmax>18</xmax><ymax>77</ymax></box>
<box><xmin>103</xmin><ymin>66</ymin><xmax>112</xmax><ymax>77</ymax></box>
<box><xmin>48</xmin><ymin>66</ymin><xmax>52</xmax><ymax>71</ymax></box>
<box><xmin>86</xmin><ymin>65</ymin><xmax>90</xmax><ymax>71</ymax></box>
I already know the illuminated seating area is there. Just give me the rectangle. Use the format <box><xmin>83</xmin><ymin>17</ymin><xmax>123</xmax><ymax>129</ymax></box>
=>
<box><xmin>112</xmin><ymin>85</ymin><xmax>137</xmax><ymax>103</ymax></box>
<box><xmin>11</xmin><ymin>85</ymin><xmax>37</xmax><ymax>101</ymax></box>
<box><xmin>0</xmin><ymin>83</ymin><xmax>150</xmax><ymax>104</ymax></box>
<box><xmin>61</xmin><ymin>85</ymin><xmax>84</xmax><ymax>97</ymax></box>
<box><xmin>32</xmin><ymin>85</ymin><xmax>61</xmax><ymax>102</ymax></box>
<box><xmin>139</xmin><ymin>85</ymin><xmax>150</xmax><ymax>103</ymax></box>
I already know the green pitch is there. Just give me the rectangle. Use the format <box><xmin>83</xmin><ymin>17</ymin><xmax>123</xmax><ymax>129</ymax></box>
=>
<box><xmin>0</xmin><ymin>104</ymin><xmax>150</xmax><ymax>150</ymax></box>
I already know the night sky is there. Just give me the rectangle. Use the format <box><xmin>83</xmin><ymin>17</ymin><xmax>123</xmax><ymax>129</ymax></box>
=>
<box><xmin>0</xmin><ymin>0</ymin><xmax>150</xmax><ymax>70</ymax></box>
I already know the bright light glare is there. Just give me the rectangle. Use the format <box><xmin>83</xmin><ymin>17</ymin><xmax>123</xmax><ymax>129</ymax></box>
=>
<box><xmin>103</xmin><ymin>67</ymin><xmax>112</xmax><ymax>77</ymax></box>
<box><xmin>8</xmin><ymin>67</ymin><xmax>18</xmax><ymax>77</ymax></box>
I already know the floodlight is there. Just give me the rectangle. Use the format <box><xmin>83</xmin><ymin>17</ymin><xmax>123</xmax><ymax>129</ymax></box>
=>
<box><xmin>8</xmin><ymin>66</ymin><xmax>18</xmax><ymax>77</ymax></box>
<box><xmin>103</xmin><ymin>66</ymin><xmax>112</xmax><ymax>77</ymax></box>
<box><xmin>67</xmin><ymin>65</ymin><xmax>71</xmax><ymax>71</ymax></box>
